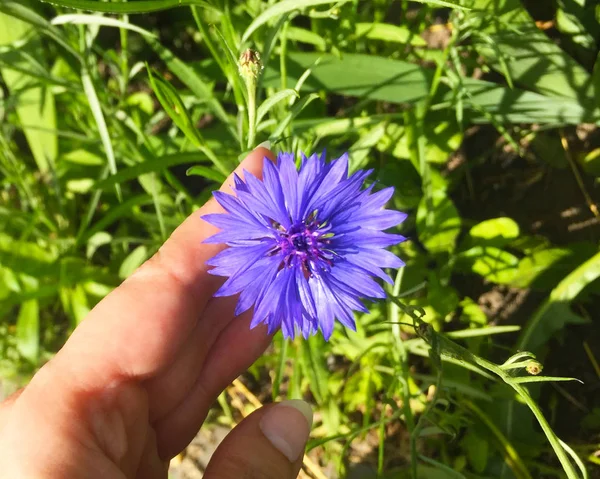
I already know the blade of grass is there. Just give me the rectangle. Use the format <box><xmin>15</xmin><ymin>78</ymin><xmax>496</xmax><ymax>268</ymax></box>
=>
<box><xmin>272</xmin><ymin>336</ymin><xmax>289</xmax><ymax>400</ymax></box>
<box><xmin>242</xmin><ymin>0</ymin><xmax>353</xmax><ymax>42</ymax></box>
<box><xmin>256</xmin><ymin>88</ymin><xmax>298</xmax><ymax>124</ymax></box>
<box><xmin>51</xmin><ymin>13</ymin><xmax>156</xmax><ymax>37</ymax></box>
<box><xmin>185</xmin><ymin>165</ymin><xmax>227</xmax><ymax>183</ymax></box>
<box><xmin>446</xmin><ymin>325</ymin><xmax>521</xmax><ymax>338</ymax></box>
<box><xmin>80</xmin><ymin>194</ymin><xmax>152</xmax><ymax>243</ymax></box>
<box><xmin>147</xmin><ymin>37</ymin><xmax>238</xmax><ymax>142</ymax></box>
<box><xmin>38</xmin><ymin>0</ymin><xmax>216</xmax><ymax>14</ymax></box>
<box><xmin>81</xmin><ymin>65</ymin><xmax>121</xmax><ymax>201</ymax></box>
<box><xmin>510</xmin><ymin>376</ymin><xmax>583</xmax><ymax>384</ymax></box>
<box><xmin>15</xmin><ymin>299</ymin><xmax>39</xmax><ymax>364</ymax></box>
<box><xmin>270</xmin><ymin>93</ymin><xmax>320</xmax><ymax>141</ymax></box>
<box><xmin>146</xmin><ymin>66</ymin><xmax>228</xmax><ymax>175</ymax></box>
<box><xmin>94</xmin><ymin>152</ymin><xmax>210</xmax><ymax>189</ymax></box>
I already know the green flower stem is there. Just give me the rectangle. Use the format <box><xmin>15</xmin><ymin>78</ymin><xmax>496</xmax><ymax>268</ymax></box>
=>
<box><xmin>246</xmin><ymin>75</ymin><xmax>257</xmax><ymax>149</ymax></box>
<box><xmin>389</xmin><ymin>297</ymin><xmax>582</xmax><ymax>479</ymax></box>
<box><xmin>388</xmin><ymin>271</ymin><xmax>418</xmax><ymax>478</ymax></box>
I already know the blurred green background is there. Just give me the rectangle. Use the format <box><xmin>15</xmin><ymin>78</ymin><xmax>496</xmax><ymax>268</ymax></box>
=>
<box><xmin>1</xmin><ymin>0</ymin><xmax>599</xmax><ymax>477</ymax></box>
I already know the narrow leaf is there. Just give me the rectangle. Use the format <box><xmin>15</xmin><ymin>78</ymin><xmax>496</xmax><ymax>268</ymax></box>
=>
<box><xmin>52</xmin><ymin>13</ymin><xmax>157</xmax><ymax>37</ymax></box>
<box><xmin>256</xmin><ymin>88</ymin><xmax>299</xmax><ymax>124</ymax></box>
<box><xmin>95</xmin><ymin>152</ymin><xmax>208</xmax><ymax>190</ymax></box>
<box><xmin>16</xmin><ymin>299</ymin><xmax>39</xmax><ymax>364</ymax></box>
<box><xmin>242</xmin><ymin>0</ymin><xmax>353</xmax><ymax>43</ymax></box>
<box><xmin>511</xmin><ymin>376</ymin><xmax>583</xmax><ymax>384</ymax></box>
<box><xmin>185</xmin><ymin>165</ymin><xmax>227</xmax><ymax>183</ymax></box>
<box><xmin>146</xmin><ymin>66</ymin><xmax>204</xmax><ymax>148</ymax></box>
<box><xmin>39</xmin><ymin>0</ymin><xmax>215</xmax><ymax>14</ymax></box>
<box><xmin>81</xmin><ymin>66</ymin><xmax>121</xmax><ymax>199</ymax></box>
<box><xmin>147</xmin><ymin>38</ymin><xmax>236</xmax><ymax>139</ymax></box>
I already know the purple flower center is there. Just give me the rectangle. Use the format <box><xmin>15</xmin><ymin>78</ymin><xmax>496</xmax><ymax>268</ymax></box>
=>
<box><xmin>273</xmin><ymin>214</ymin><xmax>334</xmax><ymax>274</ymax></box>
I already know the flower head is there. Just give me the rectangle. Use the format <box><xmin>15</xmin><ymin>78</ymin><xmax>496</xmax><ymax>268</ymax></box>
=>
<box><xmin>238</xmin><ymin>49</ymin><xmax>262</xmax><ymax>81</ymax></box>
<box><xmin>202</xmin><ymin>151</ymin><xmax>407</xmax><ymax>340</ymax></box>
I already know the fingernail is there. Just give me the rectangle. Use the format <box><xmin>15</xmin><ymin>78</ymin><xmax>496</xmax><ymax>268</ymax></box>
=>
<box><xmin>254</xmin><ymin>140</ymin><xmax>271</xmax><ymax>150</ymax></box>
<box><xmin>259</xmin><ymin>399</ymin><xmax>312</xmax><ymax>462</ymax></box>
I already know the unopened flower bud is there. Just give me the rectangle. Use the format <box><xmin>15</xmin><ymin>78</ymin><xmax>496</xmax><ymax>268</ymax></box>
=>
<box><xmin>238</xmin><ymin>49</ymin><xmax>262</xmax><ymax>81</ymax></box>
<box><xmin>526</xmin><ymin>360</ymin><xmax>543</xmax><ymax>375</ymax></box>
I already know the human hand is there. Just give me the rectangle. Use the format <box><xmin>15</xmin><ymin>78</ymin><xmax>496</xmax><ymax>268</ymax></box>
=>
<box><xmin>0</xmin><ymin>147</ymin><xmax>313</xmax><ymax>479</ymax></box>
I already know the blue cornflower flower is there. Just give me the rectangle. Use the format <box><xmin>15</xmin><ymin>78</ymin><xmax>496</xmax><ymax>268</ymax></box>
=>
<box><xmin>202</xmin><ymin>151</ymin><xmax>407</xmax><ymax>340</ymax></box>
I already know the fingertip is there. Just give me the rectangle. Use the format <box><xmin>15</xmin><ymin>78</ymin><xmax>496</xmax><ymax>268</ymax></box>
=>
<box><xmin>259</xmin><ymin>400</ymin><xmax>312</xmax><ymax>462</ymax></box>
<box><xmin>243</xmin><ymin>145</ymin><xmax>275</xmax><ymax>168</ymax></box>
<box><xmin>220</xmin><ymin>146</ymin><xmax>274</xmax><ymax>194</ymax></box>
<box><xmin>203</xmin><ymin>400</ymin><xmax>311</xmax><ymax>479</ymax></box>
<box><xmin>277</xmin><ymin>399</ymin><xmax>313</xmax><ymax>429</ymax></box>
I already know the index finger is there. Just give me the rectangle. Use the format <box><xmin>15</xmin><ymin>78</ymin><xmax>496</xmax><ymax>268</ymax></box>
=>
<box><xmin>53</xmin><ymin>147</ymin><xmax>274</xmax><ymax>388</ymax></box>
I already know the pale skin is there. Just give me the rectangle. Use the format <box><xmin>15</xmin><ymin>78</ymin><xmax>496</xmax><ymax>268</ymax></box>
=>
<box><xmin>0</xmin><ymin>147</ymin><xmax>312</xmax><ymax>479</ymax></box>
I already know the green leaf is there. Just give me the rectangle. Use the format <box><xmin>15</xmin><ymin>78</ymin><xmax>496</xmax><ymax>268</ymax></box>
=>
<box><xmin>410</xmin><ymin>0</ymin><xmax>469</xmax><ymax>8</ymax></box>
<box><xmin>146</xmin><ymin>38</ymin><xmax>235</xmax><ymax>140</ymax></box>
<box><xmin>69</xmin><ymin>284</ymin><xmax>90</xmax><ymax>326</ymax></box>
<box><xmin>61</xmin><ymin>149</ymin><xmax>104</xmax><ymax>166</ymax></box>
<box><xmin>0</xmin><ymin>233</ymin><xmax>57</xmax><ymax>277</ymax></box>
<box><xmin>0</xmin><ymin>267</ymin><xmax>20</xmax><ymax>300</ymax></box>
<box><xmin>511</xmin><ymin>243</ymin><xmax>597</xmax><ymax>290</ymax></box>
<box><xmin>446</xmin><ymin>325</ymin><xmax>521</xmax><ymax>338</ymax></box>
<box><xmin>581</xmin><ymin>147</ymin><xmax>600</xmax><ymax>176</ymax></box>
<box><xmin>286</xmin><ymin>26</ymin><xmax>327</xmax><ymax>49</ymax></box>
<box><xmin>38</xmin><ymin>0</ymin><xmax>214</xmax><ymax>14</ymax></box>
<box><xmin>186</xmin><ymin>165</ymin><xmax>227</xmax><ymax>183</ymax></box>
<box><xmin>518</xmin><ymin>251</ymin><xmax>600</xmax><ymax>353</ymax></box>
<box><xmin>16</xmin><ymin>299</ymin><xmax>40</xmax><ymax>364</ymax></box>
<box><xmin>528</xmin><ymin>131</ymin><xmax>568</xmax><ymax>169</ymax></box>
<box><xmin>242</xmin><ymin>0</ymin><xmax>353</xmax><ymax>43</ymax></box>
<box><xmin>468</xmin><ymin>217</ymin><xmax>520</xmax><ymax>248</ymax></box>
<box><xmin>81</xmin><ymin>66</ymin><xmax>120</xmax><ymax>199</ymax></box>
<box><xmin>427</xmin><ymin>275</ymin><xmax>459</xmax><ymax>318</ymax></box>
<box><xmin>300</xmin><ymin>335</ymin><xmax>330</xmax><ymax>403</ymax></box>
<box><xmin>593</xmin><ymin>50</ymin><xmax>600</xmax><ymax>109</ymax></box>
<box><xmin>556</xmin><ymin>0</ymin><xmax>599</xmax><ymax>61</ymax></box>
<box><xmin>146</xmin><ymin>66</ymin><xmax>204</xmax><ymax>148</ymax></box>
<box><xmin>377</xmin><ymin>159</ymin><xmax>422</xmax><ymax>210</ymax></box>
<box><xmin>458</xmin><ymin>297</ymin><xmax>488</xmax><ymax>326</ymax></box>
<box><xmin>459</xmin><ymin>246</ymin><xmax>520</xmax><ymax>284</ymax></box>
<box><xmin>511</xmin><ymin>376</ymin><xmax>583</xmax><ymax>384</ymax></box>
<box><xmin>86</xmin><ymin>231</ymin><xmax>112</xmax><ymax>259</ymax></box>
<box><xmin>355</xmin><ymin>22</ymin><xmax>427</xmax><ymax>46</ymax></box>
<box><xmin>51</xmin><ymin>13</ymin><xmax>156</xmax><ymax>36</ymax></box>
<box><xmin>467</xmin><ymin>0</ymin><xmax>594</xmax><ymax>103</ymax></box>
<box><xmin>348</xmin><ymin>123</ymin><xmax>387</xmax><ymax>172</ymax></box>
<box><xmin>377</xmin><ymin>122</ymin><xmax>462</xmax><ymax>164</ymax></box>
<box><xmin>95</xmin><ymin>152</ymin><xmax>207</xmax><ymax>190</ymax></box>
<box><xmin>0</xmin><ymin>11</ymin><xmax>57</xmax><ymax>172</ymax></box>
<box><xmin>462</xmin><ymin>430</ymin><xmax>488</xmax><ymax>473</ymax></box>
<box><xmin>67</xmin><ymin>178</ymin><xmax>94</xmax><ymax>194</ymax></box>
<box><xmin>416</xmin><ymin>190</ymin><xmax>461</xmax><ymax>254</ymax></box>
<box><xmin>0</xmin><ymin>1</ymin><xmax>81</xmax><ymax>60</ymax></box>
<box><xmin>256</xmin><ymin>88</ymin><xmax>299</xmax><ymax>125</ymax></box>
<box><xmin>270</xmin><ymin>92</ymin><xmax>320</xmax><ymax>140</ymax></box>
<box><xmin>119</xmin><ymin>245</ymin><xmax>148</xmax><ymax>279</ymax></box>
<box><xmin>80</xmin><ymin>194</ymin><xmax>152</xmax><ymax>242</ymax></box>
<box><xmin>264</xmin><ymin>53</ymin><xmax>600</xmax><ymax>125</ymax></box>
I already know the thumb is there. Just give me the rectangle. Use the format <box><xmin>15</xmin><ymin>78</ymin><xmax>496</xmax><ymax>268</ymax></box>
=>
<box><xmin>204</xmin><ymin>400</ymin><xmax>313</xmax><ymax>479</ymax></box>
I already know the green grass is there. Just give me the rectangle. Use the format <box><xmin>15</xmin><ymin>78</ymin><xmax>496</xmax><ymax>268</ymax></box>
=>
<box><xmin>1</xmin><ymin>0</ymin><xmax>600</xmax><ymax>477</ymax></box>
